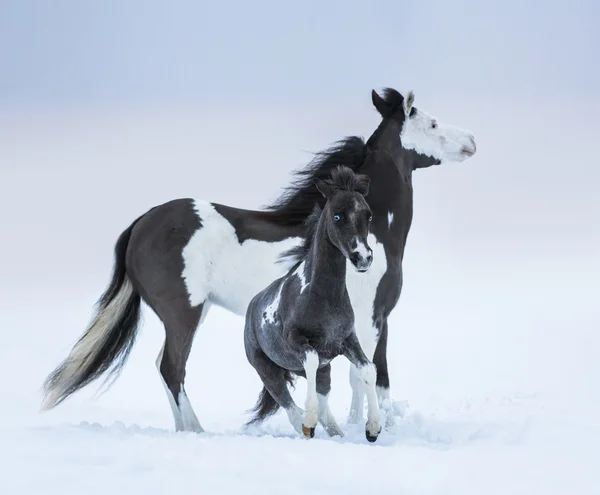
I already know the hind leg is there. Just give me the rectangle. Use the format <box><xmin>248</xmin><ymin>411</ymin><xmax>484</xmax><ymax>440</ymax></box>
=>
<box><xmin>316</xmin><ymin>363</ymin><xmax>344</xmax><ymax>437</ymax></box>
<box><xmin>248</xmin><ymin>349</ymin><xmax>304</xmax><ymax>435</ymax></box>
<box><xmin>156</xmin><ymin>301</ymin><xmax>210</xmax><ymax>433</ymax></box>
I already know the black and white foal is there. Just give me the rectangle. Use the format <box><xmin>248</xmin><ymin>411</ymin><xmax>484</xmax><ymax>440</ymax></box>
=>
<box><xmin>245</xmin><ymin>166</ymin><xmax>381</xmax><ymax>442</ymax></box>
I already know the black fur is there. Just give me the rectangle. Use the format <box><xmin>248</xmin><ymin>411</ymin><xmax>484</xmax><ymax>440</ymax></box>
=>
<box><xmin>264</xmin><ymin>136</ymin><xmax>367</xmax><ymax>226</ymax></box>
<box><xmin>247</xmin><ymin>370</ymin><xmax>295</xmax><ymax>424</ymax></box>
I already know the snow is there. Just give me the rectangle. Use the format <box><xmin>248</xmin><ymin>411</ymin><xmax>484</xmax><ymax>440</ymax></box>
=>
<box><xmin>1</xmin><ymin>100</ymin><xmax>600</xmax><ymax>494</ymax></box>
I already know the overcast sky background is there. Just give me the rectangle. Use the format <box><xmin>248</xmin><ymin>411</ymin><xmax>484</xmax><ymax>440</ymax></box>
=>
<box><xmin>1</xmin><ymin>1</ymin><xmax>599</xmax><ymax>420</ymax></box>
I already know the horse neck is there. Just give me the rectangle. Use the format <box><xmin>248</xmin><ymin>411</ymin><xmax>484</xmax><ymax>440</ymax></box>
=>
<box><xmin>304</xmin><ymin>217</ymin><xmax>347</xmax><ymax>301</ymax></box>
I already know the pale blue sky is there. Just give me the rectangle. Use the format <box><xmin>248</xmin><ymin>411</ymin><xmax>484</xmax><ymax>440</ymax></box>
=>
<box><xmin>1</xmin><ymin>0</ymin><xmax>598</xmax><ymax>107</ymax></box>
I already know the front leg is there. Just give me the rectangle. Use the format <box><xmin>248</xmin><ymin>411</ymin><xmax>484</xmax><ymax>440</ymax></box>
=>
<box><xmin>343</xmin><ymin>332</ymin><xmax>382</xmax><ymax>443</ymax></box>
<box><xmin>316</xmin><ymin>363</ymin><xmax>344</xmax><ymax>437</ymax></box>
<box><xmin>302</xmin><ymin>349</ymin><xmax>320</xmax><ymax>438</ymax></box>
<box><xmin>372</xmin><ymin>319</ymin><xmax>395</xmax><ymax>430</ymax></box>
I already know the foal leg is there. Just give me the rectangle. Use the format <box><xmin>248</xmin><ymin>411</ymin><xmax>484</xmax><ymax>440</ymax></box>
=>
<box><xmin>316</xmin><ymin>363</ymin><xmax>344</xmax><ymax>437</ymax></box>
<box><xmin>249</xmin><ymin>349</ymin><xmax>304</xmax><ymax>435</ymax></box>
<box><xmin>301</xmin><ymin>349</ymin><xmax>320</xmax><ymax>438</ymax></box>
<box><xmin>155</xmin><ymin>301</ymin><xmax>210</xmax><ymax>433</ymax></box>
<box><xmin>343</xmin><ymin>333</ymin><xmax>382</xmax><ymax>443</ymax></box>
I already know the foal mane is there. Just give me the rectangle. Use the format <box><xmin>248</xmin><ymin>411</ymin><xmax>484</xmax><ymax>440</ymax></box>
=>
<box><xmin>283</xmin><ymin>166</ymin><xmax>368</xmax><ymax>263</ymax></box>
<box><xmin>264</xmin><ymin>136</ymin><xmax>368</xmax><ymax>226</ymax></box>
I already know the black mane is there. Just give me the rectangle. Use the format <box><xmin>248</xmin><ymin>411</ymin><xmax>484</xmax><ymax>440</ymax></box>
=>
<box><xmin>281</xmin><ymin>165</ymin><xmax>367</xmax><ymax>264</ymax></box>
<box><xmin>264</xmin><ymin>136</ymin><xmax>368</xmax><ymax>226</ymax></box>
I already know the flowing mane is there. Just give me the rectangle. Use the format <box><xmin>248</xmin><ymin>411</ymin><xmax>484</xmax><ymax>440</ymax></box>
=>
<box><xmin>264</xmin><ymin>136</ymin><xmax>368</xmax><ymax>226</ymax></box>
<box><xmin>282</xmin><ymin>166</ymin><xmax>369</xmax><ymax>263</ymax></box>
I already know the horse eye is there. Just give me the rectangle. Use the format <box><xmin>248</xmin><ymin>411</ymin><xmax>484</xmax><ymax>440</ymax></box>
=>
<box><xmin>333</xmin><ymin>215</ymin><xmax>341</xmax><ymax>222</ymax></box>
<box><xmin>369</xmin><ymin>215</ymin><xmax>373</xmax><ymax>222</ymax></box>
<box><xmin>431</xmin><ymin>121</ymin><xmax>438</xmax><ymax>129</ymax></box>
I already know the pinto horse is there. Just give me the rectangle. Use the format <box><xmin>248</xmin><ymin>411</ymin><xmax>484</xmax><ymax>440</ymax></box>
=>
<box><xmin>41</xmin><ymin>88</ymin><xmax>477</xmax><ymax>433</ymax></box>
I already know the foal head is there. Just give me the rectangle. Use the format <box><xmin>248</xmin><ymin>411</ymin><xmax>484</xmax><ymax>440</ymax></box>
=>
<box><xmin>315</xmin><ymin>166</ymin><xmax>373</xmax><ymax>272</ymax></box>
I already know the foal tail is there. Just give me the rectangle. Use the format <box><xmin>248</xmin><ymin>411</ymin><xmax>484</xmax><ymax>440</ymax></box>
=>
<box><xmin>41</xmin><ymin>216</ymin><xmax>144</xmax><ymax>411</ymax></box>
<box><xmin>246</xmin><ymin>371</ymin><xmax>295</xmax><ymax>425</ymax></box>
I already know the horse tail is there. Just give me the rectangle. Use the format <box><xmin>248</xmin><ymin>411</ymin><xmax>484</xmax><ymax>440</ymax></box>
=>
<box><xmin>246</xmin><ymin>371</ymin><xmax>295</xmax><ymax>425</ymax></box>
<box><xmin>41</xmin><ymin>215</ymin><xmax>144</xmax><ymax>411</ymax></box>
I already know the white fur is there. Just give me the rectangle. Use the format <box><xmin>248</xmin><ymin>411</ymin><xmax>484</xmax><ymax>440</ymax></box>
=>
<box><xmin>285</xmin><ymin>405</ymin><xmax>305</xmax><ymax>434</ymax></box>
<box><xmin>155</xmin><ymin>344</ymin><xmax>185</xmax><ymax>432</ymax></box>
<box><xmin>41</xmin><ymin>278</ymin><xmax>135</xmax><ymax>411</ymax></box>
<box><xmin>353</xmin><ymin>236</ymin><xmax>370</xmax><ymax>259</ymax></box>
<box><xmin>317</xmin><ymin>393</ymin><xmax>344</xmax><ymax>437</ymax></box>
<box><xmin>293</xmin><ymin>261</ymin><xmax>309</xmax><ymax>293</ymax></box>
<box><xmin>182</xmin><ymin>201</ymin><xmax>303</xmax><ymax>314</ymax></box>
<box><xmin>345</xmin><ymin>233</ymin><xmax>387</xmax><ymax>422</ymax></box>
<box><xmin>377</xmin><ymin>385</ymin><xmax>396</xmax><ymax>430</ymax></box>
<box><xmin>387</xmin><ymin>211</ymin><xmax>394</xmax><ymax>229</ymax></box>
<box><xmin>303</xmin><ymin>350</ymin><xmax>320</xmax><ymax>429</ymax></box>
<box><xmin>400</xmin><ymin>94</ymin><xmax>476</xmax><ymax>163</ymax></box>
<box><xmin>358</xmin><ymin>363</ymin><xmax>381</xmax><ymax>438</ymax></box>
<box><xmin>262</xmin><ymin>281</ymin><xmax>283</xmax><ymax>326</ymax></box>
<box><xmin>155</xmin><ymin>345</ymin><xmax>204</xmax><ymax>433</ymax></box>
<box><xmin>177</xmin><ymin>388</ymin><xmax>204</xmax><ymax>432</ymax></box>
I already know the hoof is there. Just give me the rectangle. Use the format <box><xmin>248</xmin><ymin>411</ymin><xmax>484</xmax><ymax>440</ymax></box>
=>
<box><xmin>365</xmin><ymin>426</ymin><xmax>381</xmax><ymax>443</ymax></box>
<box><xmin>302</xmin><ymin>424</ymin><xmax>315</xmax><ymax>439</ymax></box>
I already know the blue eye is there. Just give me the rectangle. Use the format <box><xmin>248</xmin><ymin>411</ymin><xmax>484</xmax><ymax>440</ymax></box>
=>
<box><xmin>333</xmin><ymin>215</ymin><xmax>341</xmax><ymax>222</ymax></box>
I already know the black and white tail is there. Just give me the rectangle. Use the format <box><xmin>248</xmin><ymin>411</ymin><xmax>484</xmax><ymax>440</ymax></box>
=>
<box><xmin>41</xmin><ymin>217</ymin><xmax>143</xmax><ymax>411</ymax></box>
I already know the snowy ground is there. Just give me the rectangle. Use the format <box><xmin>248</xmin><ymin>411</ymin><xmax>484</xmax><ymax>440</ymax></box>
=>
<box><xmin>2</xmin><ymin>279</ymin><xmax>599</xmax><ymax>495</ymax></box>
<box><xmin>1</xmin><ymin>101</ymin><xmax>599</xmax><ymax>493</ymax></box>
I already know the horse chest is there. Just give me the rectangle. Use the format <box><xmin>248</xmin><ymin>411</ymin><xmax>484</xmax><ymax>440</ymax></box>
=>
<box><xmin>344</xmin><ymin>233</ymin><xmax>389</xmax><ymax>356</ymax></box>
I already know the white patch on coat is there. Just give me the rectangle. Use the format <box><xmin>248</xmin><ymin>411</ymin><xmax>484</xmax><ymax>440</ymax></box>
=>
<box><xmin>387</xmin><ymin>212</ymin><xmax>394</xmax><ymax>229</ymax></box>
<box><xmin>345</xmin><ymin>233</ymin><xmax>387</xmax><ymax>423</ymax></box>
<box><xmin>345</xmin><ymin>233</ymin><xmax>387</xmax><ymax>358</ymax></box>
<box><xmin>400</xmin><ymin>105</ymin><xmax>476</xmax><ymax>164</ymax></box>
<box><xmin>182</xmin><ymin>201</ymin><xmax>303</xmax><ymax>314</ymax></box>
<box><xmin>303</xmin><ymin>350</ymin><xmax>320</xmax><ymax>429</ymax></box>
<box><xmin>293</xmin><ymin>261</ymin><xmax>309</xmax><ymax>293</ymax></box>
<box><xmin>262</xmin><ymin>281</ymin><xmax>283</xmax><ymax>326</ymax></box>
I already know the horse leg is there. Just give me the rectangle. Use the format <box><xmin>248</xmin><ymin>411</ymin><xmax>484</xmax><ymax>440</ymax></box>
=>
<box><xmin>348</xmin><ymin>364</ymin><xmax>366</xmax><ymax>424</ymax></box>
<box><xmin>347</xmin><ymin>323</ymin><xmax>378</xmax><ymax>424</ymax></box>
<box><xmin>372</xmin><ymin>319</ymin><xmax>396</xmax><ymax>430</ymax></box>
<box><xmin>315</xmin><ymin>363</ymin><xmax>344</xmax><ymax>437</ymax></box>
<box><xmin>248</xmin><ymin>349</ymin><xmax>304</xmax><ymax>435</ymax></box>
<box><xmin>343</xmin><ymin>333</ymin><xmax>381</xmax><ymax>443</ymax></box>
<box><xmin>155</xmin><ymin>301</ymin><xmax>210</xmax><ymax>433</ymax></box>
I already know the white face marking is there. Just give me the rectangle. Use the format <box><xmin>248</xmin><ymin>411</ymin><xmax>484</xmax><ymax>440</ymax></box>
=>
<box><xmin>262</xmin><ymin>281</ymin><xmax>284</xmax><ymax>326</ymax></box>
<box><xmin>293</xmin><ymin>261</ymin><xmax>309</xmax><ymax>293</ymax></box>
<box><xmin>353</xmin><ymin>236</ymin><xmax>370</xmax><ymax>259</ymax></box>
<box><xmin>182</xmin><ymin>201</ymin><xmax>303</xmax><ymax>314</ymax></box>
<box><xmin>387</xmin><ymin>211</ymin><xmax>394</xmax><ymax>229</ymax></box>
<box><xmin>399</xmin><ymin>93</ymin><xmax>476</xmax><ymax>164</ymax></box>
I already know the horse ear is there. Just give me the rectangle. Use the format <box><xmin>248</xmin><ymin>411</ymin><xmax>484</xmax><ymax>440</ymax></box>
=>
<box><xmin>314</xmin><ymin>178</ymin><xmax>333</xmax><ymax>199</ymax></box>
<box><xmin>371</xmin><ymin>89</ymin><xmax>391</xmax><ymax>117</ymax></box>
<box><xmin>355</xmin><ymin>175</ymin><xmax>371</xmax><ymax>197</ymax></box>
<box><xmin>403</xmin><ymin>90</ymin><xmax>415</xmax><ymax>116</ymax></box>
